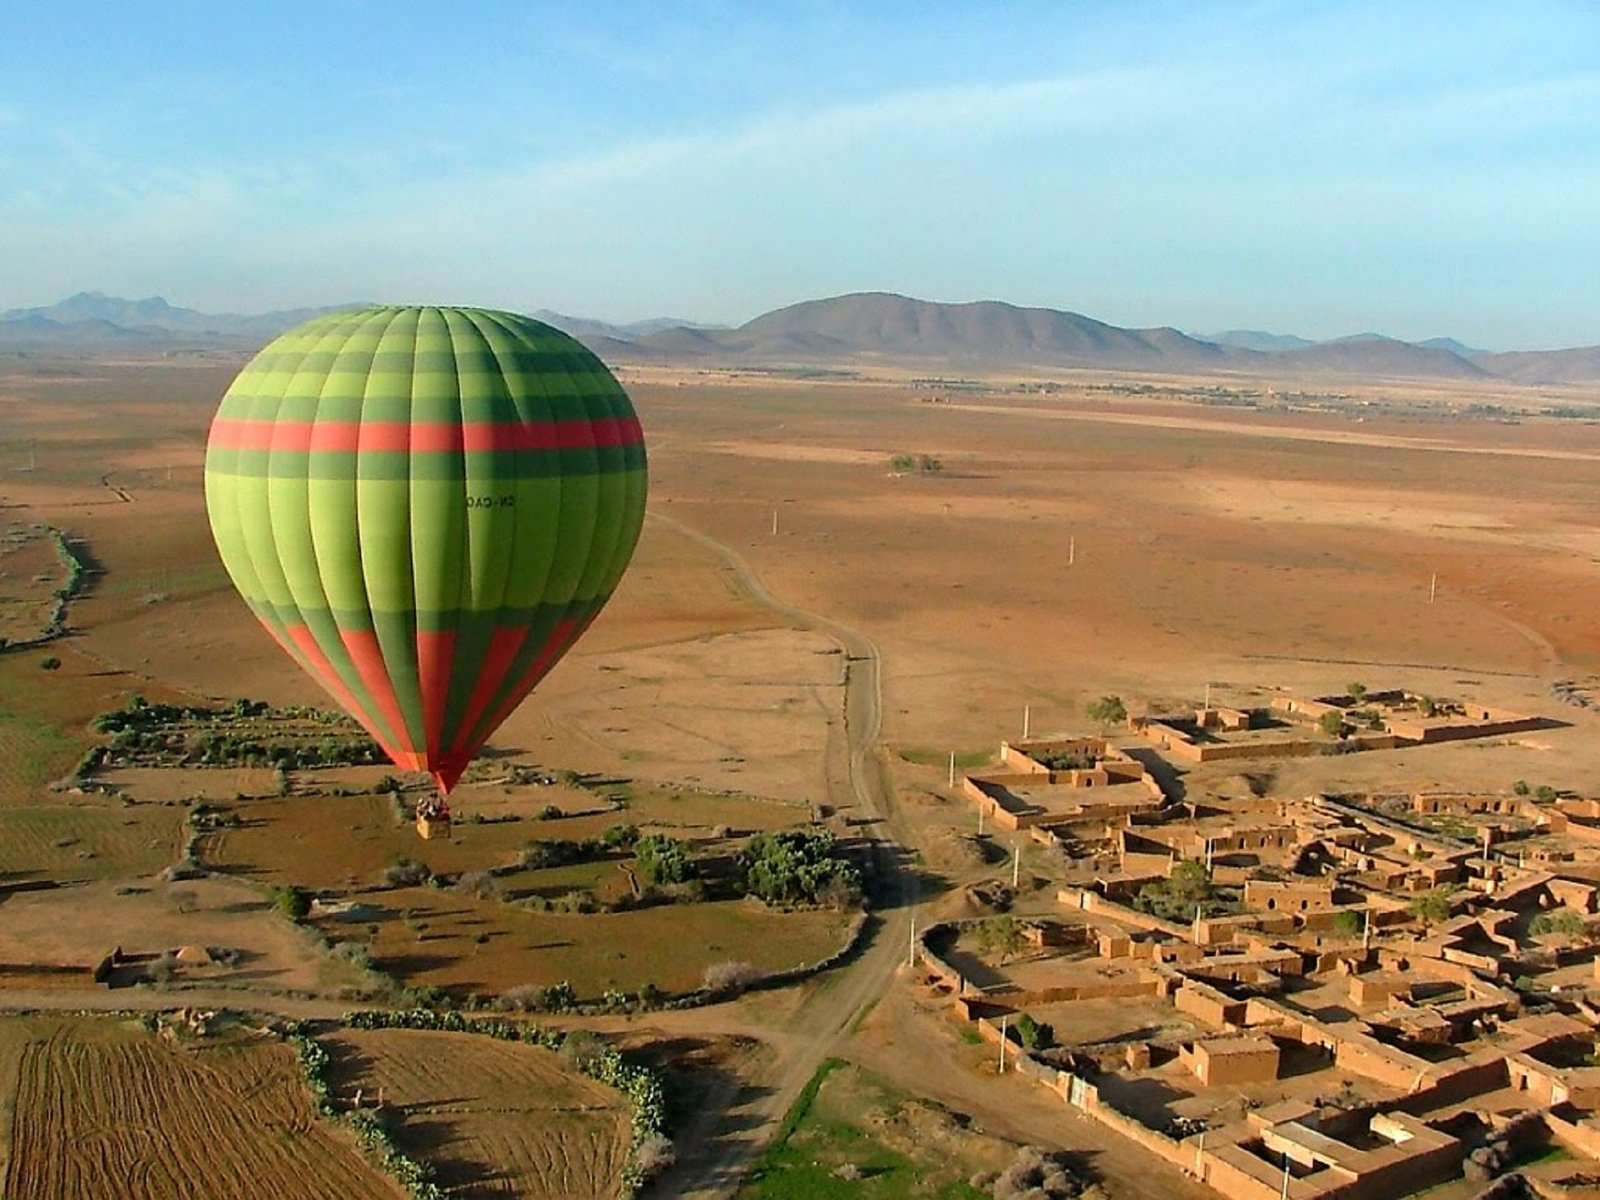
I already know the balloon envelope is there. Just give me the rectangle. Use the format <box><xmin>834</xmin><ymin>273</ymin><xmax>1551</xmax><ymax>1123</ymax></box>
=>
<box><xmin>204</xmin><ymin>306</ymin><xmax>647</xmax><ymax>793</ymax></box>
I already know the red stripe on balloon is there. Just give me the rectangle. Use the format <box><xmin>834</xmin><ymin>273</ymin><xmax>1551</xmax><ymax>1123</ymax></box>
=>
<box><xmin>415</xmin><ymin>629</ymin><xmax>456</xmax><ymax>762</ymax></box>
<box><xmin>445</xmin><ymin>625</ymin><xmax>531</xmax><ymax>759</ymax></box>
<box><xmin>274</xmin><ymin>620</ymin><xmax>407</xmax><ymax>767</ymax></box>
<box><xmin>466</xmin><ymin>617</ymin><xmax>583</xmax><ymax>759</ymax></box>
<box><xmin>337</xmin><ymin>628</ymin><xmax>418</xmax><ymax>767</ymax></box>
<box><xmin>208</xmin><ymin>416</ymin><xmax>643</xmax><ymax>453</ymax></box>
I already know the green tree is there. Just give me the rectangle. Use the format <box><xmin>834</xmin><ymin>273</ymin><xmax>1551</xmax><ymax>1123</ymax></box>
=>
<box><xmin>1318</xmin><ymin>710</ymin><xmax>1345</xmax><ymax>738</ymax></box>
<box><xmin>741</xmin><ymin>830</ymin><xmax>860</xmax><ymax>906</ymax></box>
<box><xmin>1332</xmin><ymin>911</ymin><xmax>1364</xmax><ymax>938</ymax></box>
<box><xmin>270</xmin><ymin>885</ymin><xmax>311</xmax><ymax>922</ymax></box>
<box><xmin>889</xmin><ymin>453</ymin><xmax>917</xmax><ymax>473</ymax></box>
<box><xmin>1407</xmin><ymin>888</ymin><xmax>1453</xmax><ymax>928</ymax></box>
<box><xmin>1512</xmin><ymin>779</ymin><xmax>1531</xmax><ymax>796</ymax></box>
<box><xmin>976</xmin><ymin>915</ymin><xmax>1027</xmax><ymax>964</ymax></box>
<box><xmin>1417</xmin><ymin>695</ymin><xmax>1437</xmax><ymax>717</ymax></box>
<box><xmin>1014</xmin><ymin>1011</ymin><xmax>1055</xmax><ymax>1049</ymax></box>
<box><xmin>1085</xmin><ymin>695</ymin><xmax>1127</xmax><ymax>729</ymax></box>
<box><xmin>634</xmin><ymin>834</ymin><xmax>694</xmax><ymax>885</ymax></box>
<box><xmin>1347</xmin><ymin>682</ymin><xmax>1368</xmax><ymax>701</ymax></box>
<box><xmin>918</xmin><ymin>454</ymin><xmax>944</xmax><ymax>475</ymax></box>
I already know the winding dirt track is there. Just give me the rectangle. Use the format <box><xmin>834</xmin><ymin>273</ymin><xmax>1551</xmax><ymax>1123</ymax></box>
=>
<box><xmin>644</xmin><ymin>510</ymin><xmax>919</xmax><ymax>1198</ymax></box>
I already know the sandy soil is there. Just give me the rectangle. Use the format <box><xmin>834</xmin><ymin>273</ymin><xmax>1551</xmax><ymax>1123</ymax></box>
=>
<box><xmin>7</xmin><ymin>356</ymin><xmax>1600</xmax><ymax>1196</ymax></box>
<box><xmin>0</xmin><ymin>1015</ymin><xmax>398</xmax><ymax>1200</ymax></box>
<box><xmin>324</xmin><ymin>1027</ymin><xmax>628</xmax><ymax>1200</ymax></box>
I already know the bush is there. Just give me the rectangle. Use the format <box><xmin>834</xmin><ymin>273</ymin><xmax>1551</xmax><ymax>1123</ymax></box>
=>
<box><xmin>451</xmin><ymin>869</ymin><xmax>501</xmax><ymax>900</ymax></box>
<box><xmin>993</xmin><ymin>1145</ymin><xmax>1080</xmax><ymax>1199</ymax></box>
<box><xmin>1531</xmin><ymin>908</ymin><xmax>1586</xmax><ymax>938</ymax></box>
<box><xmin>703</xmin><ymin>961</ymin><xmax>762</xmax><ymax>993</ymax></box>
<box><xmin>740</xmin><ymin>830</ymin><xmax>860</xmax><ymax>907</ymax></box>
<box><xmin>39</xmin><ymin>655</ymin><xmax>60</xmax><ymax>671</ymax></box>
<box><xmin>1014</xmin><ymin>1012</ymin><xmax>1054</xmax><ymax>1050</ymax></box>
<box><xmin>1085</xmin><ymin>695</ymin><xmax>1127</xmax><ymax>728</ymax></box>
<box><xmin>559</xmin><ymin>1029</ymin><xmax>608</xmax><ymax>1072</ymax></box>
<box><xmin>602</xmin><ymin>822</ymin><xmax>640</xmax><ymax>849</ymax></box>
<box><xmin>270</xmin><ymin>884</ymin><xmax>311</xmax><ymax>922</ymax></box>
<box><xmin>1318</xmin><ymin>710</ymin><xmax>1346</xmax><ymax>738</ymax></box>
<box><xmin>635</xmin><ymin>834</ymin><xmax>694</xmax><ymax>885</ymax></box>
<box><xmin>383</xmin><ymin>857</ymin><xmax>432</xmax><ymax>887</ymax></box>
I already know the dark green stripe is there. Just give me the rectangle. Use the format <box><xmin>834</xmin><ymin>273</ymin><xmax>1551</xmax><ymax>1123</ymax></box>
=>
<box><xmin>207</xmin><ymin>449</ymin><xmax>645</xmax><ymax>480</ymax></box>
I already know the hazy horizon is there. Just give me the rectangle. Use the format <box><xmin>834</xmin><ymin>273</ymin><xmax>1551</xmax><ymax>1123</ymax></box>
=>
<box><xmin>4</xmin><ymin>1</ymin><xmax>1597</xmax><ymax>351</ymax></box>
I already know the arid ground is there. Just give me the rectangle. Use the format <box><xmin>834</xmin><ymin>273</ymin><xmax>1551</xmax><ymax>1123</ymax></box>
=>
<box><xmin>3</xmin><ymin>352</ymin><xmax>1600</xmax><ymax>1197</ymax></box>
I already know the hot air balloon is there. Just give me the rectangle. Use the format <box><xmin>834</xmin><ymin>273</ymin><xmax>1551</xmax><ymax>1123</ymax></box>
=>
<box><xmin>204</xmin><ymin>306</ymin><xmax>646</xmax><ymax>831</ymax></box>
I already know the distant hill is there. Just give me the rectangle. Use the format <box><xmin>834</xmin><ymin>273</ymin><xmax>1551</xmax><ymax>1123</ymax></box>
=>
<box><xmin>1200</xmin><ymin>329</ymin><xmax>1316</xmax><ymax>353</ymax></box>
<box><xmin>0</xmin><ymin>292</ymin><xmax>360</xmax><ymax>349</ymax></box>
<box><xmin>1416</xmin><ymin>336</ymin><xmax>1485</xmax><ymax>357</ymax></box>
<box><xmin>1479</xmin><ymin>345</ymin><xmax>1600</xmax><ymax>384</ymax></box>
<box><xmin>4</xmin><ymin>290</ymin><xmax>1597</xmax><ymax>383</ymax></box>
<box><xmin>624</xmin><ymin>292</ymin><xmax>1242</xmax><ymax>371</ymax></box>
<box><xmin>1270</xmin><ymin>335</ymin><xmax>1491</xmax><ymax>380</ymax></box>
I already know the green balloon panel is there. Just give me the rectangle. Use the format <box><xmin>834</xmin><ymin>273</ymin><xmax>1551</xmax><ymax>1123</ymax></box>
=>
<box><xmin>204</xmin><ymin>306</ymin><xmax>647</xmax><ymax>793</ymax></box>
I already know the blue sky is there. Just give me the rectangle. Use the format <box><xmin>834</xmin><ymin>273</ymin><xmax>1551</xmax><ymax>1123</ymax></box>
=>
<box><xmin>2</xmin><ymin>2</ymin><xmax>1597</xmax><ymax>348</ymax></box>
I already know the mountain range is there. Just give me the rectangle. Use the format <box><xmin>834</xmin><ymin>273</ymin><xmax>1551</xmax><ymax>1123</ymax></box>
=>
<box><xmin>4</xmin><ymin>290</ymin><xmax>1597</xmax><ymax>384</ymax></box>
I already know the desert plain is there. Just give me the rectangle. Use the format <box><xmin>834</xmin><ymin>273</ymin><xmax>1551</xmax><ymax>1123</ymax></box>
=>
<box><xmin>3</xmin><ymin>349</ymin><xmax>1600</xmax><ymax>1199</ymax></box>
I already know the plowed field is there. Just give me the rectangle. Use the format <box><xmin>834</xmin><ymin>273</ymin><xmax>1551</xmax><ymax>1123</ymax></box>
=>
<box><xmin>325</xmin><ymin>1027</ymin><xmax>628</xmax><ymax>1199</ymax></box>
<box><xmin>2</xmin><ymin>1018</ymin><xmax>398</xmax><ymax>1199</ymax></box>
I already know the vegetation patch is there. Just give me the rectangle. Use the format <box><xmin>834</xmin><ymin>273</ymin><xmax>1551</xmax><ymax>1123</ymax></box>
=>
<box><xmin>742</xmin><ymin>1058</ymin><xmax>1008</xmax><ymax>1199</ymax></box>
<box><xmin>92</xmin><ymin>695</ymin><xmax>387</xmax><ymax>770</ymax></box>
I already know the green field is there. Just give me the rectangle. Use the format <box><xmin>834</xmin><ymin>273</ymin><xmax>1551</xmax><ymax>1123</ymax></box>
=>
<box><xmin>742</xmin><ymin>1059</ymin><xmax>999</xmax><ymax>1199</ymax></box>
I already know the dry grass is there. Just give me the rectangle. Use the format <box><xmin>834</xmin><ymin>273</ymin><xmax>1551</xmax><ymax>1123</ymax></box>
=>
<box><xmin>324</xmin><ymin>1027</ymin><xmax>628</xmax><ymax>1199</ymax></box>
<box><xmin>0</xmin><ymin>1016</ymin><xmax>398</xmax><ymax>1200</ymax></box>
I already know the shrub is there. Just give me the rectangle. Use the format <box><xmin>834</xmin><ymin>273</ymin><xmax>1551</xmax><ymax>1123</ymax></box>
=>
<box><xmin>635</xmin><ymin>834</ymin><xmax>694</xmax><ymax>885</ymax></box>
<box><xmin>558</xmin><ymin>1029</ymin><xmax>608</xmax><ymax>1072</ymax></box>
<box><xmin>269</xmin><ymin>884</ymin><xmax>311</xmax><ymax>922</ymax></box>
<box><xmin>383</xmin><ymin>857</ymin><xmax>432</xmax><ymax>887</ymax></box>
<box><xmin>602</xmin><ymin>822</ymin><xmax>640</xmax><ymax>849</ymax></box>
<box><xmin>1512</xmin><ymin>779</ymin><xmax>1531</xmax><ymax>796</ymax></box>
<box><xmin>1531</xmin><ymin>908</ymin><xmax>1587</xmax><ymax>938</ymax></box>
<box><xmin>1332</xmin><ymin>911</ymin><xmax>1364</xmax><ymax>938</ymax></box>
<box><xmin>1318</xmin><ymin>710</ymin><xmax>1346</xmax><ymax>738</ymax></box>
<box><xmin>1085</xmin><ymin>695</ymin><xmax>1127</xmax><ymax>728</ymax></box>
<box><xmin>1014</xmin><ymin>1012</ymin><xmax>1054</xmax><ymax>1050</ymax></box>
<box><xmin>451</xmin><ymin>869</ymin><xmax>501</xmax><ymax>900</ymax></box>
<box><xmin>703</xmin><ymin>961</ymin><xmax>762</xmax><ymax>993</ymax></box>
<box><xmin>39</xmin><ymin>655</ymin><xmax>60</xmax><ymax>671</ymax></box>
<box><xmin>740</xmin><ymin>830</ymin><xmax>859</xmax><ymax>906</ymax></box>
<box><xmin>633</xmin><ymin>1134</ymin><xmax>676</xmax><ymax>1179</ymax></box>
<box><xmin>537</xmin><ymin>803</ymin><xmax>563</xmax><ymax>820</ymax></box>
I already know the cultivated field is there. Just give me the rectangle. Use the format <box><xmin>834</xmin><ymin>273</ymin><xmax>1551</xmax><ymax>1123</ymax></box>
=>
<box><xmin>324</xmin><ymin>1027</ymin><xmax>629</xmax><ymax>1199</ymax></box>
<box><xmin>0</xmin><ymin>1015</ymin><xmax>398</xmax><ymax>1200</ymax></box>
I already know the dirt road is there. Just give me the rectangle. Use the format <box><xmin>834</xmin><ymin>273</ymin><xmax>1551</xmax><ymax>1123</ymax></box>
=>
<box><xmin>645</xmin><ymin>511</ymin><xmax>920</xmax><ymax>1198</ymax></box>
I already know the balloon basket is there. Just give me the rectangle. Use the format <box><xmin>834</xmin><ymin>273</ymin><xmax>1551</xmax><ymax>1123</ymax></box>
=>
<box><xmin>415</xmin><ymin>800</ymin><xmax>452</xmax><ymax>841</ymax></box>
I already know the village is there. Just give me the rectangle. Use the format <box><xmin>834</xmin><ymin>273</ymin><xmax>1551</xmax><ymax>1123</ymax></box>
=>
<box><xmin>917</xmin><ymin>685</ymin><xmax>1600</xmax><ymax>1200</ymax></box>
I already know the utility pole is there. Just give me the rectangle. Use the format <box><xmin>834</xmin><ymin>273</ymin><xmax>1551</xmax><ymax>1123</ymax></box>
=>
<box><xmin>772</xmin><ymin>508</ymin><xmax>779</xmax><ymax>536</ymax></box>
<box><xmin>1204</xmin><ymin>681</ymin><xmax>1212</xmax><ymax>710</ymax></box>
<box><xmin>1012</xmin><ymin>843</ymin><xmax>1021</xmax><ymax>887</ymax></box>
<box><xmin>948</xmin><ymin>750</ymin><xmax>956</xmax><ymax>788</ymax></box>
<box><xmin>1280</xmin><ymin>1155</ymin><xmax>1291</xmax><ymax>1200</ymax></box>
<box><xmin>1429</xmin><ymin>572</ymin><xmax>1437</xmax><ymax>603</ymax></box>
<box><xmin>1068</xmin><ymin>536</ymin><xmax>1075</xmax><ymax>566</ymax></box>
<box><xmin>978</xmin><ymin>802</ymin><xmax>985</xmax><ymax>836</ymax></box>
<box><xmin>1023</xmin><ymin>705</ymin><xmax>1031</xmax><ymax>740</ymax></box>
<box><xmin>998</xmin><ymin>1016</ymin><xmax>1009</xmax><ymax>1072</ymax></box>
<box><xmin>908</xmin><ymin>912</ymin><xmax>917</xmax><ymax>968</ymax></box>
